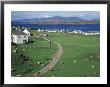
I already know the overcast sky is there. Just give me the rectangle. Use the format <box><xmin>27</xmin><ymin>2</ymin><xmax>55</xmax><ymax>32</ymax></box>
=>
<box><xmin>11</xmin><ymin>11</ymin><xmax>100</xmax><ymax>20</ymax></box>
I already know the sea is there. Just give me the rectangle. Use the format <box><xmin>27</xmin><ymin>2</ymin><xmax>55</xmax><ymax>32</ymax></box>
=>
<box><xmin>11</xmin><ymin>23</ymin><xmax>100</xmax><ymax>32</ymax></box>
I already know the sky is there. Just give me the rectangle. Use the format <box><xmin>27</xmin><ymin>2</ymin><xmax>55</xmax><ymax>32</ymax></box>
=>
<box><xmin>11</xmin><ymin>11</ymin><xmax>100</xmax><ymax>20</ymax></box>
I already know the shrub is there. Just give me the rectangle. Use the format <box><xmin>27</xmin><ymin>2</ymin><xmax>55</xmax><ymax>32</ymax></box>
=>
<box><xmin>28</xmin><ymin>39</ymin><xmax>34</xmax><ymax>43</ymax></box>
<box><xmin>30</xmin><ymin>33</ymin><xmax>34</xmax><ymax>36</ymax></box>
<box><xmin>11</xmin><ymin>42</ymin><xmax>18</xmax><ymax>46</ymax></box>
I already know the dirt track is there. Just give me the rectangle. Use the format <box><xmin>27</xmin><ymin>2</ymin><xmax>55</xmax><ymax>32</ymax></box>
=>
<box><xmin>33</xmin><ymin>41</ymin><xmax>63</xmax><ymax>77</ymax></box>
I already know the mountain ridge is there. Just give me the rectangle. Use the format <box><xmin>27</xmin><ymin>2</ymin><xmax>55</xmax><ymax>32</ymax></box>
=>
<box><xmin>12</xmin><ymin>16</ymin><xmax>100</xmax><ymax>23</ymax></box>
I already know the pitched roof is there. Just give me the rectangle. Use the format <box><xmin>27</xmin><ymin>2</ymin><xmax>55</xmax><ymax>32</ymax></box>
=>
<box><xmin>23</xmin><ymin>28</ymin><xmax>30</xmax><ymax>34</ymax></box>
<box><xmin>21</xmin><ymin>28</ymin><xmax>31</xmax><ymax>32</ymax></box>
<box><xmin>12</xmin><ymin>31</ymin><xmax>28</xmax><ymax>35</ymax></box>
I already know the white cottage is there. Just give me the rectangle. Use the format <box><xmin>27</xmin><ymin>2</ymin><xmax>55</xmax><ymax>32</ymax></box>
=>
<box><xmin>11</xmin><ymin>31</ymin><xmax>29</xmax><ymax>44</ymax></box>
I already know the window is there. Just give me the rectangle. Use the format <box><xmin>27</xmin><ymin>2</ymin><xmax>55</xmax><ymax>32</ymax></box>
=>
<box><xmin>23</xmin><ymin>40</ymin><xmax>27</xmax><ymax>43</ymax></box>
<box><xmin>24</xmin><ymin>36</ymin><xmax>26</xmax><ymax>38</ymax></box>
<box><xmin>19</xmin><ymin>36</ymin><xmax>20</xmax><ymax>38</ymax></box>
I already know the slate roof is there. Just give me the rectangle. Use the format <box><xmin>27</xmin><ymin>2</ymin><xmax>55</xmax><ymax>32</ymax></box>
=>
<box><xmin>21</xmin><ymin>28</ymin><xmax>31</xmax><ymax>32</ymax></box>
<box><xmin>12</xmin><ymin>31</ymin><xmax>28</xmax><ymax>35</ymax></box>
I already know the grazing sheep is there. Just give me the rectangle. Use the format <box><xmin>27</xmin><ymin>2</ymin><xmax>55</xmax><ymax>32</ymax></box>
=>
<box><xmin>23</xmin><ymin>49</ymin><xmax>26</xmax><ymax>51</ymax></box>
<box><xmin>91</xmin><ymin>66</ymin><xmax>95</xmax><ymax>68</ymax></box>
<box><xmin>61</xmin><ymin>62</ymin><xmax>64</xmax><ymax>64</ymax></box>
<box><xmin>49</xmin><ymin>66</ymin><xmax>52</xmax><ymax>70</ymax></box>
<box><xmin>38</xmin><ymin>61</ymin><xmax>40</xmax><ymax>64</ymax></box>
<box><xmin>73</xmin><ymin>59</ymin><xmax>77</xmax><ymax>63</ymax></box>
<box><xmin>16</xmin><ymin>75</ymin><xmax>21</xmax><ymax>77</ymax></box>
<box><xmin>49</xmin><ymin>65</ymin><xmax>52</xmax><ymax>68</ymax></box>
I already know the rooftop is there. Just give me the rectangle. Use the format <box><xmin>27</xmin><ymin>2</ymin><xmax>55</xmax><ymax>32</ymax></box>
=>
<box><xmin>12</xmin><ymin>31</ymin><xmax>28</xmax><ymax>35</ymax></box>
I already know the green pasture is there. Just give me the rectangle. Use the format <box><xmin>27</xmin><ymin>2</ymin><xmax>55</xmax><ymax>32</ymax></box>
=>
<box><xmin>43</xmin><ymin>32</ymin><xmax>100</xmax><ymax>77</ymax></box>
<box><xmin>11</xmin><ymin>37</ymin><xmax>57</xmax><ymax>76</ymax></box>
<box><xmin>11</xmin><ymin>31</ymin><xmax>100</xmax><ymax>77</ymax></box>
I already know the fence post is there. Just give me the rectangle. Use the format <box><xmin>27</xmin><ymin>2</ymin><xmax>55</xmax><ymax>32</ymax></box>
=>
<box><xmin>49</xmin><ymin>40</ymin><xmax>51</xmax><ymax>48</ymax></box>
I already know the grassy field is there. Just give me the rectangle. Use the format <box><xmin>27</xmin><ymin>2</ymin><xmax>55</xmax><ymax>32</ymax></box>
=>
<box><xmin>11</xmin><ymin>37</ymin><xmax>58</xmax><ymax>76</ymax></box>
<box><xmin>11</xmin><ymin>31</ymin><xmax>100</xmax><ymax>77</ymax></box>
<box><xmin>43</xmin><ymin>32</ymin><xmax>100</xmax><ymax>77</ymax></box>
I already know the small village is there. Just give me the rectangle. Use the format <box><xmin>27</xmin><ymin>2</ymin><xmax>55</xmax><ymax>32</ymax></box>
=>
<box><xmin>11</xmin><ymin>26</ymin><xmax>100</xmax><ymax>44</ymax></box>
<box><xmin>11</xmin><ymin>26</ymin><xmax>100</xmax><ymax>77</ymax></box>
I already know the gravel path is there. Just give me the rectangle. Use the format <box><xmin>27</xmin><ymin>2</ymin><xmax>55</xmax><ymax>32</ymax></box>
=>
<box><xmin>33</xmin><ymin>41</ymin><xmax>63</xmax><ymax>77</ymax></box>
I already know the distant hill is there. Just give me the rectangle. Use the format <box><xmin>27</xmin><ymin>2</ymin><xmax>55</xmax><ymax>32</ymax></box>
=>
<box><xmin>12</xmin><ymin>16</ymin><xmax>100</xmax><ymax>24</ymax></box>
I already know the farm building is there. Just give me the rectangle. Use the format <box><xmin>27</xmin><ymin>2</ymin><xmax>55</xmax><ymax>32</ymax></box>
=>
<box><xmin>83</xmin><ymin>32</ymin><xmax>100</xmax><ymax>35</ymax></box>
<box><xmin>11</xmin><ymin>31</ymin><xmax>29</xmax><ymax>44</ymax></box>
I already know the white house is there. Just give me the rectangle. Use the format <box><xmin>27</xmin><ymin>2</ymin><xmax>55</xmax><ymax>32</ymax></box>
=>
<box><xmin>22</xmin><ymin>28</ymin><xmax>30</xmax><ymax>36</ymax></box>
<box><xmin>11</xmin><ymin>31</ymin><xmax>29</xmax><ymax>44</ymax></box>
<box><xmin>84</xmin><ymin>32</ymin><xmax>100</xmax><ymax>35</ymax></box>
<box><xmin>47</xmin><ymin>30</ymin><xmax>57</xmax><ymax>32</ymax></box>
